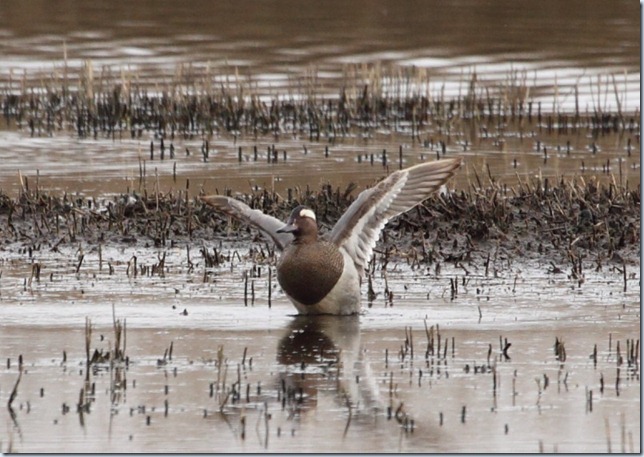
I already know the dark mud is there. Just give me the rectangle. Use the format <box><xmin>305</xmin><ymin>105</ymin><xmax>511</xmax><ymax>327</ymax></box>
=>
<box><xmin>0</xmin><ymin>172</ymin><xmax>639</xmax><ymax>272</ymax></box>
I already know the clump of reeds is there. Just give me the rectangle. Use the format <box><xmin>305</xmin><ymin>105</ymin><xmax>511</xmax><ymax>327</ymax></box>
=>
<box><xmin>77</xmin><ymin>306</ymin><xmax>128</xmax><ymax>415</ymax></box>
<box><xmin>1</xmin><ymin>62</ymin><xmax>638</xmax><ymax>141</ymax></box>
<box><xmin>0</xmin><ymin>170</ymin><xmax>639</xmax><ymax>272</ymax></box>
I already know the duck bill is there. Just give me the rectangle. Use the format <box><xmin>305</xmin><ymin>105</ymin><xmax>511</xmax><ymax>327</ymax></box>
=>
<box><xmin>276</xmin><ymin>222</ymin><xmax>297</xmax><ymax>233</ymax></box>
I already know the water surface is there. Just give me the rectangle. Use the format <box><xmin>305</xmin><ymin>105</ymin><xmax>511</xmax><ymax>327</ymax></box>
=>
<box><xmin>0</xmin><ymin>1</ymin><xmax>640</xmax><ymax>453</ymax></box>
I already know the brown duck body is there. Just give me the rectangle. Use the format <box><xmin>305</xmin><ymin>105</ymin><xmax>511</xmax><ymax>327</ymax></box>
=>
<box><xmin>275</xmin><ymin>207</ymin><xmax>362</xmax><ymax>315</ymax></box>
<box><xmin>278</xmin><ymin>243</ymin><xmax>361</xmax><ymax>314</ymax></box>
<box><xmin>277</xmin><ymin>240</ymin><xmax>343</xmax><ymax>306</ymax></box>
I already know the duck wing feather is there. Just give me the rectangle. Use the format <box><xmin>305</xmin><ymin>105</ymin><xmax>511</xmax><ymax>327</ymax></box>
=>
<box><xmin>200</xmin><ymin>195</ymin><xmax>293</xmax><ymax>251</ymax></box>
<box><xmin>329</xmin><ymin>157</ymin><xmax>462</xmax><ymax>274</ymax></box>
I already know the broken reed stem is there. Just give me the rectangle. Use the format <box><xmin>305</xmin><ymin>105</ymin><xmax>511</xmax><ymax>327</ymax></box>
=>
<box><xmin>623</xmin><ymin>262</ymin><xmax>627</xmax><ymax>292</ymax></box>
<box><xmin>85</xmin><ymin>317</ymin><xmax>92</xmax><ymax>371</ymax></box>
<box><xmin>109</xmin><ymin>302</ymin><xmax>129</xmax><ymax>363</ymax></box>
<box><xmin>342</xmin><ymin>392</ymin><xmax>353</xmax><ymax>438</ymax></box>
<box><xmin>268</xmin><ymin>267</ymin><xmax>272</xmax><ymax>308</ymax></box>
<box><xmin>7</xmin><ymin>355</ymin><xmax>23</xmax><ymax>408</ymax></box>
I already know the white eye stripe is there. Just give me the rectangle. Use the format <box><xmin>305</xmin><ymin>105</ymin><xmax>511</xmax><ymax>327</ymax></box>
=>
<box><xmin>299</xmin><ymin>208</ymin><xmax>316</xmax><ymax>221</ymax></box>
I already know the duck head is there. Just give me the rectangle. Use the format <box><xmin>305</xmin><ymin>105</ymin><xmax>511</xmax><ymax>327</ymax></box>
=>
<box><xmin>277</xmin><ymin>206</ymin><xmax>318</xmax><ymax>243</ymax></box>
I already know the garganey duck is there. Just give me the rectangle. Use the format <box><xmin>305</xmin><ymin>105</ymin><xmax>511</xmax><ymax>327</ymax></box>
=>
<box><xmin>201</xmin><ymin>157</ymin><xmax>462</xmax><ymax>315</ymax></box>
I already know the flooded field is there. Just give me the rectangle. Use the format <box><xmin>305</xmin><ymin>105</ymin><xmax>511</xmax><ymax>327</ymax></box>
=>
<box><xmin>0</xmin><ymin>243</ymin><xmax>640</xmax><ymax>453</ymax></box>
<box><xmin>0</xmin><ymin>0</ymin><xmax>640</xmax><ymax>453</ymax></box>
<box><xmin>0</xmin><ymin>0</ymin><xmax>640</xmax><ymax>198</ymax></box>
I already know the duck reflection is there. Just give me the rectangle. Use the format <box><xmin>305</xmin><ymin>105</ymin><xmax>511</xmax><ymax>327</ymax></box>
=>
<box><xmin>276</xmin><ymin>315</ymin><xmax>382</xmax><ymax>421</ymax></box>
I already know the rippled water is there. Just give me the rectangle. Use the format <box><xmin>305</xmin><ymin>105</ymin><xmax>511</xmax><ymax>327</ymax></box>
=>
<box><xmin>0</xmin><ymin>1</ymin><xmax>640</xmax><ymax>453</ymax></box>
<box><xmin>0</xmin><ymin>1</ymin><xmax>639</xmax><ymax>95</ymax></box>
<box><xmin>0</xmin><ymin>1</ymin><xmax>640</xmax><ymax>197</ymax></box>
<box><xmin>0</xmin><ymin>244</ymin><xmax>640</xmax><ymax>453</ymax></box>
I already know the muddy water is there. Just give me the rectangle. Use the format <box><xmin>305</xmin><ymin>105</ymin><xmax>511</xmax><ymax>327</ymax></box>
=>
<box><xmin>0</xmin><ymin>243</ymin><xmax>640</xmax><ymax>453</ymax></box>
<box><xmin>0</xmin><ymin>126</ymin><xmax>640</xmax><ymax>200</ymax></box>
<box><xmin>0</xmin><ymin>1</ymin><xmax>639</xmax><ymax>97</ymax></box>
<box><xmin>0</xmin><ymin>0</ymin><xmax>640</xmax><ymax>197</ymax></box>
<box><xmin>0</xmin><ymin>1</ymin><xmax>641</xmax><ymax>453</ymax></box>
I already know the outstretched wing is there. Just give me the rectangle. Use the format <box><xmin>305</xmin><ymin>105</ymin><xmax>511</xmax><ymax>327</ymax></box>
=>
<box><xmin>329</xmin><ymin>157</ymin><xmax>462</xmax><ymax>274</ymax></box>
<box><xmin>200</xmin><ymin>195</ymin><xmax>293</xmax><ymax>251</ymax></box>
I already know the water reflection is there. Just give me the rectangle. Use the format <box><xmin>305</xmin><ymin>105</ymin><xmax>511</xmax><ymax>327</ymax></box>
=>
<box><xmin>0</xmin><ymin>0</ymin><xmax>638</xmax><ymax>110</ymax></box>
<box><xmin>0</xmin><ymin>300</ymin><xmax>639</xmax><ymax>452</ymax></box>
<box><xmin>277</xmin><ymin>316</ymin><xmax>383</xmax><ymax>423</ymax></box>
<box><xmin>0</xmin><ymin>0</ymin><xmax>638</xmax><ymax>74</ymax></box>
<box><xmin>275</xmin><ymin>315</ymin><xmax>455</xmax><ymax>450</ymax></box>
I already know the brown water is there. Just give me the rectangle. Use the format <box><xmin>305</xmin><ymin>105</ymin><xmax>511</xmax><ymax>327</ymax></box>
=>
<box><xmin>0</xmin><ymin>0</ymin><xmax>640</xmax><ymax>198</ymax></box>
<box><xmin>0</xmin><ymin>1</ymin><xmax>641</xmax><ymax>453</ymax></box>
<box><xmin>0</xmin><ymin>244</ymin><xmax>640</xmax><ymax>453</ymax></box>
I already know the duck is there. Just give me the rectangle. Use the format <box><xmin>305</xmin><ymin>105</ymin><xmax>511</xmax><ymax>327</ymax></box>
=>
<box><xmin>200</xmin><ymin>157</ymin><xmax>462</xmax><ymax>315</ymax></box>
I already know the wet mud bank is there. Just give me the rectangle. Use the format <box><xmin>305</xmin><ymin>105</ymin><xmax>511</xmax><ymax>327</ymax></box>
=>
<box><xmin>0</xmin><ymin>173</ymin><xmax>639</xmax><ymax>271</ymax></box>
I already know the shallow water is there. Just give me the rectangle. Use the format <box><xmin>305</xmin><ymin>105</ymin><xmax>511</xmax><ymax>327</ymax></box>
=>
<box><xmin>0</xmin><ymin>125</ymin><xmax>640</xmax><ymax>200</ymax></box>
<box><xmin>0</xmin><ymin>244</ymin><xmax>640</xmax><ymax>453</ymax></box>
<box><xmin>0</xmin><ymin>1</ymin><xmax>640</xmax><ymax>103</ymax></box>
<box><xmin>0</xmin><ymin>1</ymin><xmax>640</xmax><ymax>453</ymax></box>
<box><xmin>0</xmin><ymin>0</ymin><xmax>640</xmax><ymax>198</ymax></box>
